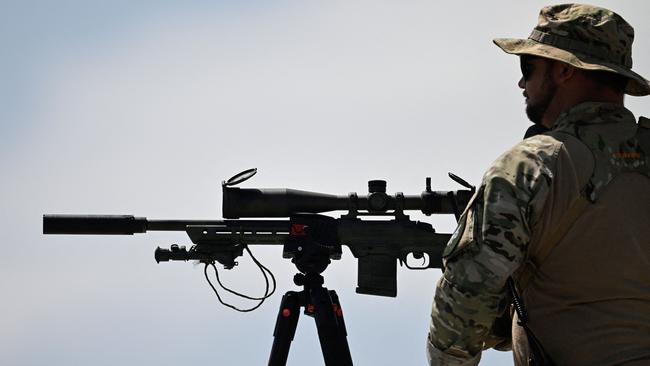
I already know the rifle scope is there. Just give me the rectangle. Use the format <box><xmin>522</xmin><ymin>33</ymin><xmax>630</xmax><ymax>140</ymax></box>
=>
<box><xmin>222</xmin><ymin>180</ymin><xmax>473</xmax><ymax>218</ymax></box>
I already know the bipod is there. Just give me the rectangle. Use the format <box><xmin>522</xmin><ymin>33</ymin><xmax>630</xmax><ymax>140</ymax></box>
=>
<box><xmin>267</xmin><ymin>271</ymin><xmax>353</xmax><ymax>366</ymax></box>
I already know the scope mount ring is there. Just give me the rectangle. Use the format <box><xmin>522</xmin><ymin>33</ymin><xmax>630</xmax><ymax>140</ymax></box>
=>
<box><xmin>223</xmin><ymin>168</ymin><xmax>257</xmax><ymax>187</ymax></box>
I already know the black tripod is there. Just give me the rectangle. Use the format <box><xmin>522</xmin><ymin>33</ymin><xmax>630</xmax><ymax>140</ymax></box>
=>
<box><xmin>268</xmin><ymin>215</ymin><xmax>354</xmax><ymax>366</ymax></box>
<box><xmin>268</xmin><ymin>271</ymin><xmax>353</xmax><ymax>366</ymax></box>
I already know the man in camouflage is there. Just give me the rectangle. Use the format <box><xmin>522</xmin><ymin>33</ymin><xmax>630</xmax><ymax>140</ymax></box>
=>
<box><xmin>427</xmin><ymin>4</ymin><xmax>650</xmax><ymax>365</ymax></box>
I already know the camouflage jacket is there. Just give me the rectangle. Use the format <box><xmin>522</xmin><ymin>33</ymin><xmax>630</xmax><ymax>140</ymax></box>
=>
<box><xmin>427</xmin><ymin>102</ymin><xmax>650</xmax><ymax>365</ymax></box>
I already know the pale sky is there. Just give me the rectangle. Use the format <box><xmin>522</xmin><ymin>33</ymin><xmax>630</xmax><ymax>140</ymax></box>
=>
<box><xmin>2</xmin><ymin>1</ymin><xmax>649</xmax><ymax>365</ymax></box>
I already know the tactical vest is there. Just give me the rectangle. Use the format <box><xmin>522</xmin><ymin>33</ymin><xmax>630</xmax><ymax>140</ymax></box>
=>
<box><xmin>513</xmin><ymin>115</ymin><xmax>650</xmax><ymax>366</ymax></box>
<box><xmin>517</xmin><ymin>116</ymin><xmax>650</xmax><ymax>290</ymax></box>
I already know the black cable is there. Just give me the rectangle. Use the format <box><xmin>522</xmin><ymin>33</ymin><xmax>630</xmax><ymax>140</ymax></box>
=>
<box><xmin>204</xmin><ymin>263</ymin><xmax>267</xmax><ymax>312</ymax></box>
<box><xmin>210</xmin><ymin>246</ymin><xmax>276</xmax><ymax>300</ymax></box>
<box><xmin>203</xmin><ymin>246</ymin><xmax>276</xmax><ymax>312</ymax></box>
<box><xmin>507</xmin><ymin>277</ymin><xmax>528</xmax><ymax>324</ymax></box>
<box><xmin>244</xmin><ymin>245</ymin><xmax>277</xmax><ymax>298</ymax></box>
<box><xmin>507</xmin><ymin>277</ymin><xmax>555</xmax><ymax>364</ymax></box>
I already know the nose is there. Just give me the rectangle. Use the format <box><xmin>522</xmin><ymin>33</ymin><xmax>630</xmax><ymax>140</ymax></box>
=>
<box><xmin>518</xmin><ymin>76</ymin><xmax>525</xmax><ymax>89</ymax></box>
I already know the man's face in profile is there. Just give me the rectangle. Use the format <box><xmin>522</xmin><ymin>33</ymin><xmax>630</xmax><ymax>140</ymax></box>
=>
<box><xmin>519</xmin><ymin>56</ymin><xmax>557</xmax><ymax>125</ymax></box>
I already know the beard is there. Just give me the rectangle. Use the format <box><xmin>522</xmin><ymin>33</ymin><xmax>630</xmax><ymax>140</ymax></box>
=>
<box><xmin>525</xmin><ymin>75</ymin><xmax>557</xmax><ymax>125</ymax></box>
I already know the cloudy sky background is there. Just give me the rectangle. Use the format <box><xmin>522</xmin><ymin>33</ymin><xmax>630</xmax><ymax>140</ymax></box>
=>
<box><xmin>2</xmin><ymin>1</ymin><xmax>649</xmax><ymax>365</ymax></box>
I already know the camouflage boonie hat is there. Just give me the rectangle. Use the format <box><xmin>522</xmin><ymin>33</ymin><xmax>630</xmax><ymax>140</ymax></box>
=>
<box><xmin>494</xmin><ymin>3</ymin><xmax>650</xmax><ymax>96</ymax></box>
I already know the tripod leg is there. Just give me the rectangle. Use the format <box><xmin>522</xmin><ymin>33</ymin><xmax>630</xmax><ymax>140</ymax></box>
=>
<box><xmin>311</xmin><ymin>287</ymin><xmax>354</xmax><ymax>366</ymax></box>
<box><xmin>328</xmin><ymin>290</ymin><xmax>351</xmax><ymax>351</ymax></box>
<box><xmin>268</xmin><ymin>291</ymin><xmax>300</xmax><ymax>366</ymax></box>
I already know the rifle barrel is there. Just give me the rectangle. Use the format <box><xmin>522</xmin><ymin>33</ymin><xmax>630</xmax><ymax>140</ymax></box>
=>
<box><xmin>43</xmin><ymin>215</ymin><xmax>292</xmax><ymax>235</ymax></box>
<box><xmin>43</xmin><ymin>215</ymin><xmax>148</xmax><ymax>235</ymax></box>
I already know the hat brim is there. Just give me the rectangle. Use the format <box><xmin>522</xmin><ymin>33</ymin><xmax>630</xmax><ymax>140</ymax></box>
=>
<box><xmin>494</xmin><ymin>38</ymin><xmax>650</xmax><ymax>96</ymax></box>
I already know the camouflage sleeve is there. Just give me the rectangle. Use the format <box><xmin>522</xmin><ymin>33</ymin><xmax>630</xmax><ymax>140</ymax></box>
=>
<box><xmin>427</xmin><ymin>136</ymin><xmax>560</xmax><ymax>364</ymax></box>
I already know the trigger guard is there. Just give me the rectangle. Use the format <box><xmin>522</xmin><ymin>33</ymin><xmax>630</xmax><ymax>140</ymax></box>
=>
<box><xmin>404</xmin><ymin>252</ymin><xmax>430</xmax><ymax>270</ymax></box>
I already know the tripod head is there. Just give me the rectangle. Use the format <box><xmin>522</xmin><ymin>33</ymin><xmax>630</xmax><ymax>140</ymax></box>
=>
<box><xmin>284</xmin><ymin>214</ymin><xmax>339</xmax><ymax>275</ymax></box>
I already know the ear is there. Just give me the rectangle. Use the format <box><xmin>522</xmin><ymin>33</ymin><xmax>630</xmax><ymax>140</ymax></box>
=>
<box><xmin>552</xmin><ymin>61</ymin><xmax>576</xmax><ymax>85</ymax></box>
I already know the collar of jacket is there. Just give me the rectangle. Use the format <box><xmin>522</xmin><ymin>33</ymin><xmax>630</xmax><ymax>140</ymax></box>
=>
<box><xmin>552</xmin><ymin>102</ymin><xmax>636</xmax><ymax>131</ymax></box>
